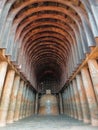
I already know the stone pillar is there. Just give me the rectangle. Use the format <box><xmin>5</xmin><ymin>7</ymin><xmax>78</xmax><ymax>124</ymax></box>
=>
<box><xmin>72</xmin><ymin>80</ymin><xmax>78</xmax><ymax>119</ymax></box>
<box><xmin>35</xmin><ymin>93</ymin><xmax>39</xmax><ymax>114</ymax></box>
<box><xmin>0</xmin><ymin>61</ymin><xmax>8</xmax><ymax>98</ymax></box>
<box><xmin>88</xmin><ymin>59</ymin><xmax>98</xmax><ymax>102</ymax></box>
<box><xmin>73</xmin><ymin>78</ymin><xmax>83</xmax><ymax>120</ymax></box>
<box><xmin>76</xmin><ymin>74</ymin><xmax>90</xmax><ymax>123</ymax></box>
<box><xmin>29</xmin><ymin>91</ymin><xmax>33</xmax><ymax>116</ymax></box>
<box><xmin>81</xmin><ymin>67</ymin><xmax>98</xmax><ymax>126</ymax></box>
<box><xmin>22</xmin><ymin>85</ymin><xmax>27</xmax><ymax>118</ymax></box>
<box><xmin>14</xmin><ymin>80</ymin><xmax>24</xmax><ymax>121</ymax></box>
<box><xmin>27</xmin><ymin>89</ymin><xmax>30</xmax><ymax>117</ymax></box>
<box><xmin>26</xmin><ymin>89</ymin><xmax>30</xmax><ymax>117</ymax></box>
<box><xmin>28</xmin><ymin>90</ymin><xmax>32</xmax><ymax>117</ymax></box>
<box><xmin>66</xmin><ymin>87</ymin><xmax>70</xmax><ymax>116</ymax></box>
<box><xmin>31</xmin><ymin>92</ymin><xmax>35</xmax><ymax>115</ymax></box>
<box><xmin>29</xmin><ymin>91</ymin><xmax>32</xmax><ymax>116</ymax></box>
<box><xmin>68</xmin><ymin>87</ymin><xmax>72</xmax><ymax>116</ymax></box>
<box><xmin>23</xmin><ymin>86</ymin><xmax>29</xmax><ymax>118</ymax></box>
<box><xmin>59</xmin><ymin>93</ymin><xmax>63</xmax><ymax>114</ymax></box>
<box><xmin>0</xmin><ymin>69</ymin><xmax>15</xmax><ymax>127</ymax></box>
<box><xmin>65</xmin><ymin>89</ymin><xmax>69</xmax><ymax>115</ymax></box>
<box><xmin>62</xmin><ymin>91</ymin><xmax>66</xmax><ymax>114</ymax></box>
<box><xmin>7</xmin><ymin>75</ymin><xmax>20</xmax><ymax>124</ymax></box>
<box><xmin>69</xmin><ymin>84</ymin><xmax>74</xmax><ymax>118</ymax></box>
<box><xmin>30</xmin><ymin>91</ymin><xmax>34</xmax><ymax>116</ymax></box>
<box><xmin>19</xmin><ymin>83</ymin><xmax>26</xmax><ymax>119</ymax></box>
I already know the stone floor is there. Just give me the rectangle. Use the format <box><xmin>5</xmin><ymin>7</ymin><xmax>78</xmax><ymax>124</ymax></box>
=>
<box><xmin>0</xmin><ymin>115</ymin><xmax>98</xmax><ymax>130</ymax></box>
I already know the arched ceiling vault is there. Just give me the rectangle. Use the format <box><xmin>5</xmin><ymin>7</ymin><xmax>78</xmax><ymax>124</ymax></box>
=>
<box><xmin>0</xmin><ymin>0</ymin><xmax>98</xmax><ymax>93</ymax></box>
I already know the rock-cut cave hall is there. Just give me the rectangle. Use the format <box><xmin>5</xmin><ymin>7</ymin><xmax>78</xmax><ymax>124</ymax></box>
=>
<box><xmin>0</xmin><ymin>0</ymin><xmax>98</xmax><ymax>130</ymax></box>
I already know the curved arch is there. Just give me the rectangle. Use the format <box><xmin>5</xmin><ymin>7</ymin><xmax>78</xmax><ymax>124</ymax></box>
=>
<box><xmin>0</xmin><ymin>0</ymin><xmax>97</xmax><ymax>93</ymax></box>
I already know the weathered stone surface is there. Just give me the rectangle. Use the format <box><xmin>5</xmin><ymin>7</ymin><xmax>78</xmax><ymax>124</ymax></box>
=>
<box><xmin>76</xmin><ymin>74</ymin><xmax>90</xmax><ymax>123</ymax></box>
<box><xmin>88</xmin><ymin>59</ymin><xmax>98</xmax><ymax>102</ymax></box>
<box><xmin>0</xmin><ymin>70</ymin><xmax>15</xmax><ymax>127</ymax></box>
<box><xmin>39</xmin><ymin>91</ymin><xmax>59</xmax><ymax>115</ymax></box>
<box><xmin>81</xmin><ymin>67</ymin><xmax>98</xmax><ymax>126</ymax></box>
<box><xmin>14</xmin><ymin>80</ymin><xmax>24</xmax><ymax>121</ymax></box>
<box><xmin>7</xmin><ymin>76</ymin><xmax>20</xmax><ymax>124</ymax></box>
<box><xmin>0</xmin><ymin>62</ymin><xmax>8</xmax><ymax>98</ymax></box>
<box><xmin>0</xmin><ymin>115</ymin><xmax>98</xmax><ymax>130</ymax></box>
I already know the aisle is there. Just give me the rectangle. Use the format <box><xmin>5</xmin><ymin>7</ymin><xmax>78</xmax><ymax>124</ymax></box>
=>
<box><xmin>0</xmin><ymin>115</ymin><xmax>98</xmax><ymax>130</ymax></box>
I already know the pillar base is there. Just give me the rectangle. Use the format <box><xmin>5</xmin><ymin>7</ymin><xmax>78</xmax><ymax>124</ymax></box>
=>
<box><xmin>0</xmin><ymin>122</ymin><xmax>6</xmax><ymax>127</ymax></box>
<box><xmin>14</xmin><ymin>118</ymin><xmax>19</xmax><ymax>122</ymax></box>
<box><xmin>75</xmin><ymin>116</ymin><xmax>78</xmax><ymax>119</ymax></box>
<box><xmin>7</xmin><ymin>120</ymin><xmax>13</xmax><ymax>124</ymax></box>
<box><xmin>91</xmin><ymin>119</ymin><xmax>98</xmax><ymax>126</ymax></box>
<box><xmin>70</xmin><ymin>115</ymin><xmax>73</xmax><ymax>118</ymax></box>
<box><xmin>78</xmin><ymin>118</ymin><xmax>83</xmax><ymax>121</ymax></box>
<box><xmin>19</xmin><ymin>117</ymin><xmax>22</xmax><ymax>120</ymax></box>
<box><xmin>83</xmin><ymin>119</ymin><xmax>91</xmax><ymax>124</ymax></box>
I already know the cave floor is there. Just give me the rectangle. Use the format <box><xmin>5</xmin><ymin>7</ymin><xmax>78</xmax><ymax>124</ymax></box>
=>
<box><xmin>0</xmin><ymin>115</ymin><xmax>98</xmax><ymax>130</ymax></box>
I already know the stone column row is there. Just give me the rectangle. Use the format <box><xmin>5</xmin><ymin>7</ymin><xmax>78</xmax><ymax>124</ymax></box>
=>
<box><xmin>35</xmin><ymin>93</ymin><xmax>39</xmax><ymax>114</ymax></box>
<box><xmin>59</xmin><ymin>93</ymin><xmax>63</xmax><ymax>114</ymax></box>
<box><xmin>25</xmin><ymin>89</ymin><xmax>35</xmax><ymax>117</ymax></box>
<box><xmin>62</xmin><ymin>59</ymin><xmax>98</xmax><ymax>126</ymax></box>
<box><xmin>0</xmin><ymin>61</ymin><xmax>35</xmax><ymax>127</ymax></box>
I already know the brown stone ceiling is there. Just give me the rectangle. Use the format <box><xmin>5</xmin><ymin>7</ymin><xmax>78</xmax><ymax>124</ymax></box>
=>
<box><xmin>0</xmin><ymin>0</ymin><xmax>97</xmax><ymax>93</ymax></box>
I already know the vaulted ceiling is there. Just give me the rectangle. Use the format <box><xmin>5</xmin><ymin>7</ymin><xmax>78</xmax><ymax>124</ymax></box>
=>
<box><xmin>0</xmin><ymin>0</ymin><xmax>98</xmax><ymax>93</ymax></box>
